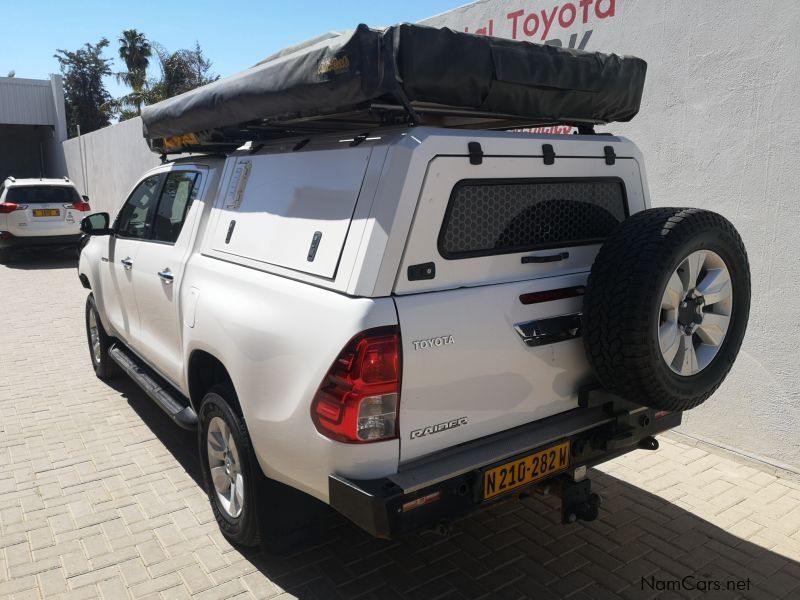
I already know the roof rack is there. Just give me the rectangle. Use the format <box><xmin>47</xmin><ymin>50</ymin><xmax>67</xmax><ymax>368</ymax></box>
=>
<box><xmin>151</xmin><ymin>102</ymin><xmax>604</xmax><ymax>155</ymax></box>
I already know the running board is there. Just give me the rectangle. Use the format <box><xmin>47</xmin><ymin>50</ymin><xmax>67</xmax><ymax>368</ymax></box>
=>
<box><xmin>108</xmin><ymin>343</ymin><xmax>198</xmax><ymax>430</ymax></box>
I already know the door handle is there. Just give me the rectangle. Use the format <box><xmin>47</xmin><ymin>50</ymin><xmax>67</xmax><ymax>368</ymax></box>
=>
<box><xmin>120</xmin><ymin>257</ymin><xmax>133</xmax><ymax>270</ymax></box>
<box><xmin>521</xmin><ymin>252</ymin><xmax>569</xmax><ymax>264</ymax></box>
<box><xmin>158</xmin><ymin>268</ymin><xmax>174</xmax><ymax>284</ymax></box>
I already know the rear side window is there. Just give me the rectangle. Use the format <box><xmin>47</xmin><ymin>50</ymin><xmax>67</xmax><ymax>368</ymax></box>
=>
<box><xmin>6</xmin><ymin>186</ymin><xmax>80</xmax><ymax>204</ymax></box>
<box><xmin>438</xmin><ymin>179</ymin><xmax>627</xmax><ymax>259</ymax></box>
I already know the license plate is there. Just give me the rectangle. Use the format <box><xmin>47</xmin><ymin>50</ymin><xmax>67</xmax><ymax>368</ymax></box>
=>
<box><xmin>483</xmin><ymin>441</ymin><xmax>570</xmax><ymax>500</ymax></box>
<box><xmin>33</xmin><ymin>209</ymin><xmax>60</xmax><ymax>217</ymax></box>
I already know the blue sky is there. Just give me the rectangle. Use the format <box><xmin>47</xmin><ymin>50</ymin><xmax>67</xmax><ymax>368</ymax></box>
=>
<box><xmin>1</xmin><ymin>0</ymin><xmax>467</xmax><ymax>97</ymax></box>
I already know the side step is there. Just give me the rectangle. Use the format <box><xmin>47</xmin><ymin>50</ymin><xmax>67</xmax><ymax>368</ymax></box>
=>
<box><xmin>108</xmin><ymin>343</ymin><xmax>198</xmax><ymax>430</ymax></box>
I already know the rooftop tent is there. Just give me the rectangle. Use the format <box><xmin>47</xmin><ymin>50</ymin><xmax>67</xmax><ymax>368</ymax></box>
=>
<box><xmin>141</xmin><ymin>23</ymin><xmax>647</xmax><ymax>153</ymax></box>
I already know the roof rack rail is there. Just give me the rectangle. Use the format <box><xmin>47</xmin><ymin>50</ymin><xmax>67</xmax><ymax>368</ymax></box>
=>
<box><xmin>5</xmin><ymin>176</ymin><xmax>15</xmax><ymax>182</ymax></box>
<box><xmin>63</xmin><ymin>176</ymin><xmax>70</xmax><ymax>181</ymax></box>
<box><xmin>150</xmin><ymin>103</ymin><xmax>607</xmax><ymax>155</ymax></box>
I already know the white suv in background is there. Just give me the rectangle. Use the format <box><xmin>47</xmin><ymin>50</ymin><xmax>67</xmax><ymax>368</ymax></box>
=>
<box><xmin>0</xmin><ymin>177</ymin><xmax>91</xmax><ymax>260</ymax></box>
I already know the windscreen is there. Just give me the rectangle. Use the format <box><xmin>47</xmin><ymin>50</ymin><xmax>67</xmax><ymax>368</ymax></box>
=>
<box><xmin>6</xmin><ymin>186</ymin><xmax>80</xmax><ymax>204</ymax></box>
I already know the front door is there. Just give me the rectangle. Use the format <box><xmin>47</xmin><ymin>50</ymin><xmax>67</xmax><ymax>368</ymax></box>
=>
<box><xmin>100</xmin><ymin>174</ymin><xmax>164</xmax><ymax>343</ymax></box>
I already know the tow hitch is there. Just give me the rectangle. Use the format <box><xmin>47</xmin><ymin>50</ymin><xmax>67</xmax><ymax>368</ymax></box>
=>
<box><xmin>561</xmin><ymin>476</ymin><xmax>601</xmax><ymax>523</ymax></box>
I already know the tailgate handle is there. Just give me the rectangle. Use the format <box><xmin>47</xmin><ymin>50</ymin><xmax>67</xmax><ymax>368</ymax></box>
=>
<box><xmin>522</xmin><ymin>252</ymin><xmax>569</xmax><ymax>264</ymax></box>
<box><xmin>514</xmin><ymin>313</ymin><xmax>582</xmax><ymax>347</ymax></box>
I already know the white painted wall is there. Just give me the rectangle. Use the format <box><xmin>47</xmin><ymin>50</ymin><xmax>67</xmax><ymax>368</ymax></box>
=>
<box><xmin>62</xmin><ymin>116</ymin><xmax>160</xmax><ymax>215</ymax></box>
<box><xmin>423</xmin><ymin>0</ymin><xmax>800</xmax><ymax>471</ymax></box>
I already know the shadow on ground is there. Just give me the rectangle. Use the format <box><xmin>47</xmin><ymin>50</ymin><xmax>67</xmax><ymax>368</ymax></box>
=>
<box><xmin>114</xmin><ymin>379</ymin><xmax>800</xmax><ymax>600</ymax></box>
<box><xmin>0</xmin><ymin>246</ymin><xmax>79</xmax><ymax>270</ymax></box>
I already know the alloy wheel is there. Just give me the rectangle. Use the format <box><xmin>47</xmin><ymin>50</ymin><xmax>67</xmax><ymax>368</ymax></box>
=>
<box><xmin>206</xmin><ymin>416</ymin><xmax>244</xmax><ymax>518</ymax></box>
<box><xmin>658</xmin><ymin>250</ymin><xmax>733</xmax><ymax>376</ymax></box>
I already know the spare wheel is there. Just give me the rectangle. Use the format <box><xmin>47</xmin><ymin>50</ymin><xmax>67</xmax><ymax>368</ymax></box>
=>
<box><xmin>582</xmin><ymin>207</ymin><xmax>751</xmax><ymax>412</ymax></box>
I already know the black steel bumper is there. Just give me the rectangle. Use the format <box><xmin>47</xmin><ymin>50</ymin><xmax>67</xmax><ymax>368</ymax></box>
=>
<box><xmin>329</xmin><ymin>391</ymin><xmax>682</xmax><ymax>539</ymax></box>
<box><xmin>0</xmin><ymin>232</ymin><xmax>81</xmax><ymax>249</ymax></box>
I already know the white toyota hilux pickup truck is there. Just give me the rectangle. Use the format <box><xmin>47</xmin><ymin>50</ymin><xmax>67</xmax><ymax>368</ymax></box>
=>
<box><xmin>77</xmin><ymin>25</ymin><xmax>751</xmax><ymax>547</ymax></box>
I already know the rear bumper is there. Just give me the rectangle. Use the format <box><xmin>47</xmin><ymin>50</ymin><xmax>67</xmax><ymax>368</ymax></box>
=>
<box><xmin>329</xmin><ymin>393</ymin><xmax>682</xmax><ymax>538</ymax></box>
<box><xmin>0</xmin><ymin>231</ymin><xmax>81</xmax><ymax>249</ymax></box>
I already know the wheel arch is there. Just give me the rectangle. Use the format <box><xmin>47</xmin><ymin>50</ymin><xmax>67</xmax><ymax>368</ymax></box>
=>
<box><xmin>187</xmin><ymin>349</ymin><xmax>241</xmax><ymax>415</ymax></box>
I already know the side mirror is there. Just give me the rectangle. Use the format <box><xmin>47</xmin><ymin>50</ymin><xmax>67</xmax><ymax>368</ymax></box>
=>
<box><xmin>80</xmin><ymin>212</ymin><xmax>113</xmax><ymax>236</ymax></box>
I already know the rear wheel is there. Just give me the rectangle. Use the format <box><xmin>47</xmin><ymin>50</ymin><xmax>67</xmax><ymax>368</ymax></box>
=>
<box><xmin>198</xmin><ymin>383</ymin><xmax>329</xmax><ymax>550</ymax></box>
<box><xmin>582</xmin><ymin>208</ymin><xmax>750</xmax><ymax>412</ymax></box>
<box><xmin>199</xmin><ymin>385</ymin><xmax>260</xmax><ymax>547</ymax></box>
<box><xmin>85</xmin><ymin>294</ymin><xmax>121</xmax><ymax>379</ymax></box>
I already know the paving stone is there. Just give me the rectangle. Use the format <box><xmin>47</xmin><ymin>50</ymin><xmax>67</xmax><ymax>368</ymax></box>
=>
<box><xmin>3</xmin><ymin>255</ymin><xmax>800</xmax><ymax>599</ymax></box>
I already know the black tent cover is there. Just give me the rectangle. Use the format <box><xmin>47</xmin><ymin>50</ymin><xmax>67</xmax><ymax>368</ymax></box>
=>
<box><xmin>141</xmin><ymin>23</ymin><xmax>646</xmax><ymax>153</ymax></box>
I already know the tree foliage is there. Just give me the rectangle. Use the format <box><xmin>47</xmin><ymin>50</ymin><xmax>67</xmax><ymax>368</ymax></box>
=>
<box><xmin>116</xmin><ymin>29</ymin><xmax>152</xmax><ymax>115</ymax></box>
<box><xmin>53</xmin><ymin>32</ymin><xmax>218</xmax><ymax>132</ymax></box>
<box><xmin>146</xmin><ymin>42</ymin><xmax>219</xmax><ymax>103</ymax></box>
<box><xmin>55</xmin><ymin>39</ymin><xmax>114</xmax><ymax>137</ymax></box>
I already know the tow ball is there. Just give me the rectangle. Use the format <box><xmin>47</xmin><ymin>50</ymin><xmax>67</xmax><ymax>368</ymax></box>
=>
<box><xmin>560</xmin><ymin>470</ymin><xmax>601</xmax><ymax>524</ymax></box>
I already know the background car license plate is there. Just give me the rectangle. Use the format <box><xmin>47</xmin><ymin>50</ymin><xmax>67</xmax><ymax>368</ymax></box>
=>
<box><xmin>483</xmin><ymin>441</ymin><xmax>570</xmax><ymax>500</ymax></box>
<box><xmin>33</xmin><ymin>209</ymin><xmax>60</xmax><ymax>217</ymax></box>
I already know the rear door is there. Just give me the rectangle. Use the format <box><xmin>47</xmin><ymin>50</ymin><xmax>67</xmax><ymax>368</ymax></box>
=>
<box><xmin>3</xmin><ymin>185</ymin><xmax>83</xmax><ymax>236</ymax></box>
<box><xmin>130</xmin><ymin>167</ymin><xmax>206</xmax><ymax>384</ymax></box>
<box><xmin>394</xmin><ymin>154</ymin><xmax>645</xmax><ymax>462</ymax></box>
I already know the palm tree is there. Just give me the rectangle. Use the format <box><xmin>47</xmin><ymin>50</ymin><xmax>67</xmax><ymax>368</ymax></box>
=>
<box><xmin>116</xmin><ymin>29</ymin><xmax>151</xmax><ymax>114</ymax></box>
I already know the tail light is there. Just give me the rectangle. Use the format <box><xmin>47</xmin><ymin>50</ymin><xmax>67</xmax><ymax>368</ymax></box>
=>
<box><xmin>0</xmin><ymin>202</ymin><xmax>21</xmax><ymax>214</ymax></box>
<box><xmin>311</xmin><ymin>326</ymin><xmax>401</xmax><ymax>443</ymax></box>
<box><xmin>71</xmin><ymin>201</ymin><xmax>91</xmax><ymax>212</ymax></box>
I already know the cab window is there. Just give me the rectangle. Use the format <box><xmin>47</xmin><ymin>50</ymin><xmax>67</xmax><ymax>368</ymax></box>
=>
<box><xmin>116</xmin><ymin>175</ymin><xmax>163</xmax><ymax>239</ymax></box>
<box><xmin>152</xmin><ymin>171</ymin><xmax>201</xmax><ymax>243</ymax></box>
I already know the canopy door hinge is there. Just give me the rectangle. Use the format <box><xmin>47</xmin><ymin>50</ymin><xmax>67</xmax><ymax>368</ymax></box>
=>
<box><xmin>468</xmin><ymin>141</ymin><xmax>483</xmax><ymax>165</ymax></box>
<box><xmin>542</xmin><ymin>144</ymin><xmax>556</xmax><ymax>165</ymax></box>
<box><xmin>604</xmin><ymin>145</ymin><xmax>616</xmax><ymax>165</ymax></box>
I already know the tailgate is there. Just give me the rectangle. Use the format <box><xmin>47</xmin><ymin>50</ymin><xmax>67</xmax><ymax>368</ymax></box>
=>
<box><xmin>394</xmin><ymin>153</ymin><xmax>645</xmax><ymax>462</ymax></box>
<box><xmin>395</xmin><ymin>273</ymin><xmax>592</xmax><ymax>462</ymax></box>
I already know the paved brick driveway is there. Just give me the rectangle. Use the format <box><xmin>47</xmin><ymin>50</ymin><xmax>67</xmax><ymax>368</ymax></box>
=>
<box><xmin>1</xmin><ymin>250</ymin><xmax>800</xmax><ymax>600</ymax></box>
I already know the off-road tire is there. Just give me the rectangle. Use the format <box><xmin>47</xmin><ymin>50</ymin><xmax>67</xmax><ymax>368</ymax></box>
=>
<box><xmin>85</xmin><ymin>294</ymin><xmax>121</xmax><ymax>379</ymax></box>
<box><xmin>199</xmin><ymin>384</ymin><xmax>261</xmax><ymax>547</ymax></box>
<box><xmin>582</xmin><ymin>208</ymin><xmax>750</xmax><ymax>411</ymax></box>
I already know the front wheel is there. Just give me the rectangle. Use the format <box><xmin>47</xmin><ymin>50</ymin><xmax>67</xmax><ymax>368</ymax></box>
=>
<box><xmin>85</xmin><ymin>294</ymin><xmax>121</xmax><ymax>380</ymax></box>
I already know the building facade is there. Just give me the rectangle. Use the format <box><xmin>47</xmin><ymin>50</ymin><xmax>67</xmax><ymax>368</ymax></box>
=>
<box><xmin>0</xmin><ymin>75</ymin><xmax>68</xmax><ymax>181</ymax></box>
